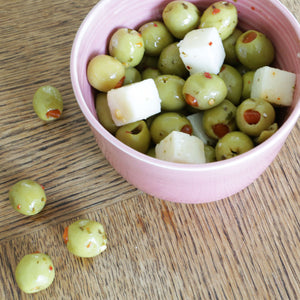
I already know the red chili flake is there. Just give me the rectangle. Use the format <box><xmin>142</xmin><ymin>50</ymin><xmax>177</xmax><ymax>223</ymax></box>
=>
<box><xmin>33</xmin><ymin>251</ymin><xmax>40</xmax><ymax>254</ymax></box>
<box><xmin>185</xmin><ymin>94</ymin><xmax>198</xmax><ymax>107</ymax></box>
<box><xmin>204</xmin><ymin>72</ymin><xmax>212</xmax><ymax>79</ymax></box>
<box><xmin>17</xmin><ymin>204</ymin><xmax>21</xmax><ymax>210</ymax></box>
<box><xmin>212</xmin><ymin>124</ymin><xmax>230</xmax><ymax>138</ymax></box>
<box><xmin>87</xmin><ymin>242</ymin><xmax>92</xmax><ymax>248</ymax></box>
<box><xmin>187</xmin><ymin>65</ymin><xmax>191</xmax><ymax>70</ymax></box>
<box><xmin>209</xmin><ymin>41</ymin><xmax>213</xmax><ymax>46</ymax></box>
<box><xmin>181</xmin><ymin>124</ymin><xmax>193</xmax><ymax>135</ymax></box>
<box><xmin>114</xmin><ymin>76</ymin><xmax>125</xmax><ymax>88</ymax></box>
<box><xmin>251</xmin><ymin>6</ymin><xmax>255</xmax><ymax>10</ymax></box>
<box><xmin>277</xmin><ymin>97</ymin><xmax>281</xmax><ymax>101</ymax></box>
<box><xmin>49</xmin><ymin>266</ymin><xmax>53</xmax><ymax>271</ymax></box>
<box><xmin>40</xmin><ymin>184</ymin><xmax>45</xmax><ymax>190</ymax></box>
<box><xmin>220</xmin><ymin>65</ymin><xmax>226</xmax><ymax>72</ymax></box>
<box><xmin>244</xmin><ymin>109</ymin><xmax>261</xmax><ymax>124</ymax></box>
<box><xmin>248</xmin><ymin>81</ymin><xmax>251</xmax><ymax>84</ymax></box>
<box><xmin>212</xmin><ymin>8</ymin><xmax>221</xmax><ymax>15</ymax></box>
<box><xmin>153</xmin><ymin>23</ymin><xmax>158</xmax><ymax>27</ymax></box>
<box><xmin>242</xmin><ymin>31</ymin><xmax>257</xmax><ymax>43</ymax></box>
<box><xmin>63</xmin><ymin>227</ymin><xmax>69</xmax><ymax>244</ymax></box>
<box><xmin>46</xmin><ymin>109</ymin><xmax>61</xmax><ymax>119</ymax></box>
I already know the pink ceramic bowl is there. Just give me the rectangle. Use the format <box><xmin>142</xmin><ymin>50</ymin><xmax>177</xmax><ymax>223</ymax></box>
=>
<box><xmin>71</xmin><ymin>0</ymin><xmax>300</xmax><ymax>204</ymax></box>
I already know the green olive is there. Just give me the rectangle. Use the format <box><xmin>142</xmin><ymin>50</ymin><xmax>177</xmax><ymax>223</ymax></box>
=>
<box><xmin>139</xmin><ymin>21</ymin><xmax>174</xmax><ymax>56</ymax></box>
<box><xmin>87</xmin><ymin>54</ymin><xmax>125</xmax><ymax>92</ymax></box>
<box><xmin>199</xmin><ymin>1</ymin><xmax>238</xmax><ymax>40</ymax></box>
<box><xmin>218</xmin><ymin>64</ymin><xmax>243</xmax><ymax>105</ymax></box>
<box><xmin>203</xmin><ymin>99</ymin><xmax>237</xmax><ymax>139</ymax></box>
<box><xmin>158</xmin><ymin>42</ymin><xmax>189</xmax><ymax>78</ymax></box>
<box><xmin>242</xmin><ymin>71</ymin><xmax>255</xmax><ymax>99</ymax></box>
<box><xmin>223</xmin><ymin>28</ymin><xmax>243</xmax><ymax>66</ymax></box>
<box><xmin>141</xmin><ymin>67</ymin><xmax>162</xmax><ymax>80</ymax></box>
<box><xmin>115</xmin><ymin>120</ymin><xmax>151</xmax><ymax>153</ymax></box>
<box><xmin>9</xmin><ymin>179</ymin><xmax>46</xmax><ymax>216</ymax></box>
<box><xmin>15</xmin><ymin>253</ymin><xmax>55</xmax><ymax>293</ymax></box>
<box><xmin>236</xmin><ymin>98</ymin><xmax>276</xmax><ymax>136</ymax></box>
<box><xmin>33</xmin><ymin>86</ymin><xmax>63</xmax><ymax>121</ymax></box>
<box><xmin>235</xmin><ymin>30</ymin><xmax>275</xmax><ymax>70</ymax></box>
<box><xmin>108</xmin><ymin>28</ymin><xmax>145</xmax><ymax>67</ymax></box>
<box><xmin>255</xmin><ymin>123</ymin><xmax>278</xmax><ymax>144</ymax></box>
<box><xmin>162</xmin><ymin>1</ymin><xmax>200</xmax><ymax>39</ymax></box>
<box><xmin>215</xmin><ymin>131</ymin><xmax>254</xmax><ymax>160</ymax></box>
<box><xmin>154</xmin><ymin>75</ymin><xmax>186</xmax><ymax>111</ymax></box>
<box><xmin>136</xmin><ymin>55</ymin><xmax>159</xmax><ymax>72</ymax></box>
<box><xmin>64</xmin><ymin>219</ymin><xmax>107</xmax><ymax>258</ymax></box>
<box><xmin>95</xmin><ymin>93</ymin><xmax>118</xmax><ymax>134</ymax></box>
<box><xmin>150</xmin><ymin>112</ymin><xmax>192</xmax><ymax>144</ymax></box>
<box><xmin>183</xmin><ymin>72</ymin><xmax>227</xmax><ymax>110</ymax></box>
<box><xmin>123</xmin><ymin>67</ymin><xmax>142</xmax><ymax>85</ymax></box>
<box><xmin>204</xmin><ymin>145</ymin><xmax>216</xmax><ymax>162</ymax></box>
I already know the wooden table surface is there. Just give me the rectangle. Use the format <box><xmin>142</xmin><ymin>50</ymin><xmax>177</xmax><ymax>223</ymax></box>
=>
<box><xmin>0</xmin><ymin>0</ymin><xmax>299</xmax><ymax>299</ymax></box>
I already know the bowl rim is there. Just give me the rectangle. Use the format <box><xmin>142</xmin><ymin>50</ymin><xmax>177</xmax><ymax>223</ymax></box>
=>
<box><xmin>70</xmin><ymin>0</ymin><xmax>300</xmax><ymax>173</ymax></box>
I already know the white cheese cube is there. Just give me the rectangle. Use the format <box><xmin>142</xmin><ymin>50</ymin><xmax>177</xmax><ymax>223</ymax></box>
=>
<box><xmin>251</xmin><ymin>66</ymin><xmax>296</xmax><ymax>106</ymax></box>
<box><xmin>177</xmin><ymin>28</ymin><xmax>225</xmax><ymax>75</ymax></box>
<box><xmin>107</xmin><ymin>79</ymin><xmax>161</xmax><ymax>126</ymax></box>
<box><xmin>155</xmin><ymin>131</ymin><xmax>206</xmax><ymax>164</ymax></box>
<box><xmin>187</xmin><ymin>113</ymin><xmax>216</xmax><ymax>146</ymax></box>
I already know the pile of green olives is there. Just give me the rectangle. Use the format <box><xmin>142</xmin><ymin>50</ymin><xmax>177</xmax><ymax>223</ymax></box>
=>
<box><xmin>89</xmin><ymin>0</ymin><xmax>285</xmax><ymax>163</ymax></box>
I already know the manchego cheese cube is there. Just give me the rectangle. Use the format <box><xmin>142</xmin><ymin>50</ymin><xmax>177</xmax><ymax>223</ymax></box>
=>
<box><xmin>155</xmin><ymin>131</ymin><xmax>206</xmax><ymax>164</ymax></box>
<box><xmin>177</xmin><ymin>28</ymin><xmax>225</xmax><ymax>75</ymax></box>
<box><xmin>107</xmin><ymin>79</ymin><xmax>161</xmax><ymax>126</ymax></box>
<box><xmin>251</xmin><ymin>66</ymin><xmax>296</xmax><ymax>106</ymax></box>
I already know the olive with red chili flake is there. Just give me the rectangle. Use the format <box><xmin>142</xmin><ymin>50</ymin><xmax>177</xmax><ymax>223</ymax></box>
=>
<box><xmin>182</xmin><ymin>72</ymin><xmax>227</xmax><ymax>110</ymax></box>
<box><xmin>108</xmin><ymin>28</ymin><xmax>145</xmax><ymax>68</ymax></box>
<box><xmin>139</xmin><ymin>21</ymin><xmax>174</xmax><ymax>56</ymax></box>
<box><xmin>33</xmin><ymin>85</ymin><xmax>63</xmax><ymax>121</ymax></box>
<box><xmin>215</xmin><ymin>131</ymin><xmax>254</xmax><ymax>160</ymax></box>
<box><xmin>87</xmin><ymin>54</ymin><xmax>125</xmax><ymax>92</ymax></box>
<box><xmin>236</xmin><ymin>98</ymin><xmax>276</xmax><ymax>137</ymax></box>
<box><xmin>150</xmin><ymin>112</ymin><xmax>192</xmax><ymax>144</ymax></box>
<box><xmin>199</xmin><ymin>1</ymin><xmax>238</xmax><ymax>40</ymax></box>
<box><xmin>9</xmin><ymin>179</ymin><xmax>46</xmax><ymax>216</ymax></box>
<box><xmin>162</xmin><ymin>0</ymin><xmax>200</xmax><ymax>39</ymax></box>
<box><xmin>63</xmin><ymin>219</ymin><xmax>107</xmax><ymax>258</ymax></box>
<box><xmin>235</xmin><ymin>30</ymin><xmax>275</xmax><ymax>70</ymax></box>
<box><xmin>203</xmin><ymin>99</ymin><xmax>237</xmax><ymax>140</ymax></box>
<box><xmin>15</xmin><ymin>253</ymin><xmax>55</xmax><ymax>294</ymax></box>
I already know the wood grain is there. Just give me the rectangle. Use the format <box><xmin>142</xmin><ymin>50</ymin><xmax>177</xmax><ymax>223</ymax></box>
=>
<box><xmin>0</xmin><ymin>0</ymin><xmax>299</xmax><ymax>299</ymax></box>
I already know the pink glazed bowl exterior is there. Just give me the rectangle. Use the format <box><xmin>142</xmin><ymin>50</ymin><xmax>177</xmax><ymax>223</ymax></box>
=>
<box><xmin>71</xmin><ymin>0</ymin><xmax>300</xmax><ymax>204</ymax></box>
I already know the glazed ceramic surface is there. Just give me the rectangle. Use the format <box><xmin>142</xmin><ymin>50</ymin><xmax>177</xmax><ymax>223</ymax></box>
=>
<box><xmin>71</xmin><ymin>0</ymin><xmax>300</xmax><ymax>203</ymax></box>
